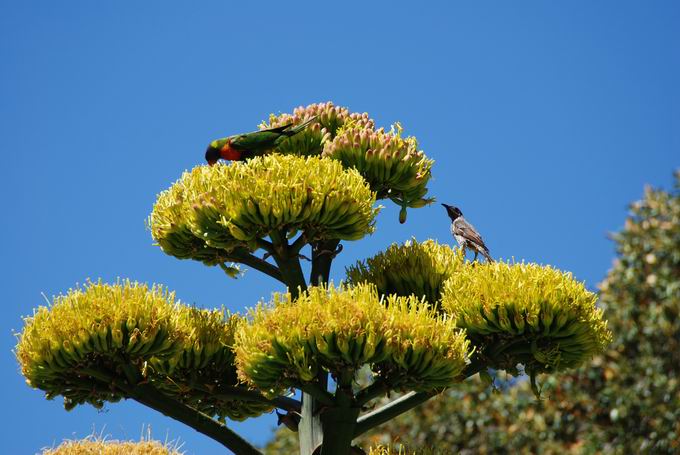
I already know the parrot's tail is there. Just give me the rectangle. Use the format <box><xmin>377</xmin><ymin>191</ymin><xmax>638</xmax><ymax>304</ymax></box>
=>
<box><xmin>285</xmin><ymin>115</ymin><xmax>318</xmax><ymax>135</ymax></box>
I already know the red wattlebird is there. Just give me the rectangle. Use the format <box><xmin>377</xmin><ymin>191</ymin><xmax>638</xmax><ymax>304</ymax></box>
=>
<box><xmin>442</xmin><ymin>204</ymin><xmax>494</xmax><ymax>262</ymax></box>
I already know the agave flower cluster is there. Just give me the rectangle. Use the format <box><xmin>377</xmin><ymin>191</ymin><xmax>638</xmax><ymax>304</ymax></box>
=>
<box><xmin>442</xmin><ymin>260</ymin><xmax>611</xmax><ymax>375</ymax></box>
<box><xmin>235</xmin><ymin>284</ymin><xmax>471</xmax><ymax>396</ymax></box>
<box><xmin>346</xmin><ymin>240</ymin><xmax>611</xmax><ymax>382</ymax></box>
<box><xmin>261</xmin><ymin>102</ymin><xmax>434</xmax><ymax>221</ymax></box>
<box><xmin>150</xmin><ymin>154</ymin><xmax>379</xmax><ymax>263</ymax></box>
<box><xmin>347</xmin><ymin>238</ymin><xmax>463</xmax><ymax>306</ymax></box>
<box><xmin>16</xmin><ymin>280</ymin><xmax>268</xmax><ymax>420</ymax></box>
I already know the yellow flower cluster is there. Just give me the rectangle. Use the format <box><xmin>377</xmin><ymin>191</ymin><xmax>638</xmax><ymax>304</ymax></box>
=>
<box><xmin>41</xmin><ymin>435</ymin><xmax>182</xmax><ymax>455</ymax></box>
<box><xmin>16</xmin><ymin>281</ymin><xmax>269</xmax><ymax>419</ymax></box>
<box><xmin>441</xmin><ymin>261</ymin><xmax>612</xmax><ymax>374</ymax></box>
<box><xmin>151</xmin><ymin>307</ymin><xmax>272</xmax><ymax>421</ymax></box>
<box><xmin>149</xmin><ymin>154</ymin><xmax>379</xmax><ymax>263</ymax></box>
<box><xmin>235</xmin><ymin>284</ymin><xmax>470</xmax><ymax>396</ymax></box>
<box><xmin>16</xmin><ymin>280</ymin><xmax>183</xmax><ymax>410</ymax></box>
<box><xmin>346</xmin><ymin>238</ymin><xmax>464</xmax><ymax>307</ymax></box>
<box><xmin>260</xmin><ymin>102</ymin><xmax>434</xmax><ymax>222</ymax></box>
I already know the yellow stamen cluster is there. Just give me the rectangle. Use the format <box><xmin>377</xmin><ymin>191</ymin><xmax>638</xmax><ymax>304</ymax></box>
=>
<box><xmin>441</xmin><ymin>261</ymin><xmax>612</xmax><ymax>374</ymax></box>
<box><xmin>152</xmin><ymin>307</ymin><xmax>271</xmax><ymax>421</ymax></box>
<box><xmin>16</xmin><ymin>280</ymin><xmax>184</xmax><ymax>410</ymax></box>
<box><xmin>346</xmin><ymin>238</ymin><xmax>464</xmax><ymax>307</ymax></box>
<box><xmin>149</xmin><ymin>154</ymin><xmax>379</xmax><ymax>264</ymax></box>
<box><xmin>235</xmin><ymin>284</ymin><xmax>470</xmax><ymax>396</ymax></box>
<box><xmin>16</xmin><ymin>281</ymin><xmax>269</xmax><ymax>419</ymax></box>
<box><xmin>41</xmin><ymin>435</ymin><xmax>182</xmax><ymax>455</ymax></box>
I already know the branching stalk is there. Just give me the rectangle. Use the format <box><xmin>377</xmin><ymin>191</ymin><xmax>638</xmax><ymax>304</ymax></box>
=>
<box><xmin>130</xmin><ymin>383</ymin><xmax>263</xmax><ymax>455</ymax></box>
<box><xmin>193</xmin><ymin>385</ymin><xmax>301</xmax><ymax>412</ymax></box>
<box><xmin>353</xmin><ymin>391</ymin><xmax>434</xmax><ymax>438</ymax></box>
<box><xmin>230</xmin><ymin>250</ymin><xmax>284</xmax><ymax>283</ymax></box>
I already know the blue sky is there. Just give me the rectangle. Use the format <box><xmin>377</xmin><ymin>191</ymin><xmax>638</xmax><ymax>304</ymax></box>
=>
<box><xmin>2</xmin><ymin>1</ymin><xmax>678</xmax><ymax>453</ymax></box>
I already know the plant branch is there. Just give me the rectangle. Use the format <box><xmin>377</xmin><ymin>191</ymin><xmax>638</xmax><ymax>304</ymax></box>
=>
<box><xmin>256</xmin><ymin>238</ymin><xmax>276</xmax><ymax>255</ymax></box>
<box><xmin>272</xmin><ymin>237</ymin><xmax>307</xmax><ymax>299</ymax></box>
<box><xmin>310</xmin><ymin>239</ymin><xmax>340</xmax><ymax>286</ymax></box>
<box><xmin>354</xmin><ymin>378</ymin><xmax>390</xmax><ymax>407</ymax></box>
<box><xmin>229</xmin><ymin>249</ymin><xmax>284</xmax><ymax>283</ymax></box>
<box><xmin>298</xmin><ymin>382</ymin><xmax>334</xmax><ymax>407</ymax></box>
<box><xmin>80</xmin><ymin>365</ymin><xmax>262</xmax><ymax>454</ymax></box>
<box><xmin>130</xmin><ymin>383</ymin><xmax>262</xmax><ymax>455</ymax></box>
<box><xmin>290</xmin><ymin>233</ymin><xmax>309</xmax><ymax>254</ymax></box>
<box><xmin>353</xmin><ymin>357</ymin><xmax>491</xmax><ymax>437</ymax></box>
<box><xmin>353</xmin><ymin>391</ymin><xmax>434</xmax><ymax>438</ymax></box>
<box><xmin>210</xmin><ymin>386</ymin><xmax>301</xmax><ymax>412</ymax></box>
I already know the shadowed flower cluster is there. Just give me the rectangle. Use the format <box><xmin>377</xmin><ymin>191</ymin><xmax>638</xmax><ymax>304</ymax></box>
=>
<box><xmin>324</xmin><ymin>122</ymin><xmax>434</xmax><ymax>219</ymax></box>
<box><xmin>151</xmin><ymin>307</ymin><xmax>272</xmax><ymax>421</ymax></box>
<box><xmin>346</xmin><ymin>238</ymin><xmax>464</xmax><ymax>307</ymax></box>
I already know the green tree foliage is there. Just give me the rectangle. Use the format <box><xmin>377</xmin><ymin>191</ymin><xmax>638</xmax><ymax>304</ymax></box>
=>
<box><xmin>284</xmin><ymin>171</ymin><xmax>678</xmax><ymax>454</ymax></box>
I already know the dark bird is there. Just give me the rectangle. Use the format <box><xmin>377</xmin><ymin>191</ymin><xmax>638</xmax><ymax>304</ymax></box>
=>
<box><xmin>276</xmin><ymin>410</ymin><xmax>302</xmax><ymax>432</ymax></box>
<box><xmin>205</xmin><ymin>116</ymin><xmax>317</xmax><ymax>165</ymax></box>
<box><xmin>442</xmin><ymin>204</ymin><xmax>494</xmax><ymax>262</ymax></box>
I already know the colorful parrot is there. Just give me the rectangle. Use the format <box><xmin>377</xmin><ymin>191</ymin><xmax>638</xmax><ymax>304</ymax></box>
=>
<box><xmin>205</xmin><ymin>116</ymin><xmax>317</xmax><ymax>165</ymax></box>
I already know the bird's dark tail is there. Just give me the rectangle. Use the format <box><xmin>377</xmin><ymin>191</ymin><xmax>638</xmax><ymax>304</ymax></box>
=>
<box><xmin>284</xmin><ymin>115</ymin><xmax>318</xmax><ymax>136</ymax></box>
<box><xmin>482</xmin><ymin>250</ymin><xmax>494</xmax><ymax>263</ymax></box>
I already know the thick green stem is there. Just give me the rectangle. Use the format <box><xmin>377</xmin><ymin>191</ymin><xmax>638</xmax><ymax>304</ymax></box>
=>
<box><xmin>320</xmin><ymin>406</ymin><xmax>360</xmax><ymax>455</ymax></box>
<box><xmin>353</xmin><ymin>359</ymin><xmax>489</xmax><ymax>438</ymax></box>
<box><xmin>310</xmin><ymin>239</ymin><xmax>340</xmax><ymax>286</ymax></box>
<box><xmin>353</xmin><ymin>391</ymin><xmax>434</xmax><ymax>438</ymax></box>
<box><xmin>273</xmin><ymin>245</ymin><xmax>307</xmax><ymax>299</ymax></box>
<box><xmin>229</xmin><ymin>249</ymin><xmax>284</xmax><ymax>283</ymax></box>
<box><xmin>130</xmin><ymin>383</ymin><xmax>262</xmax><ymax>455</ymax></box>
<box><xmin>80</xmin><ymin>366</ymin><xmax>261</xmax><ymax>454</ymax></box>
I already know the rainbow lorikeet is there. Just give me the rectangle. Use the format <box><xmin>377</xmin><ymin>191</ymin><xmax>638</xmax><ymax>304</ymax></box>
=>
<box><xmin>205</xmin><ymin>116</ymin><xmax>317</xmax><ymax>165</ymax></box>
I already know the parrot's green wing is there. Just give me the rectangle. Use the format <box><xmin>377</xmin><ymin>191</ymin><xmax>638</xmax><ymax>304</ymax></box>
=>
<box><xmin>230</xmin><ymin>117</ymin><xmax>317</xmax><ymax>154</ymax></box>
